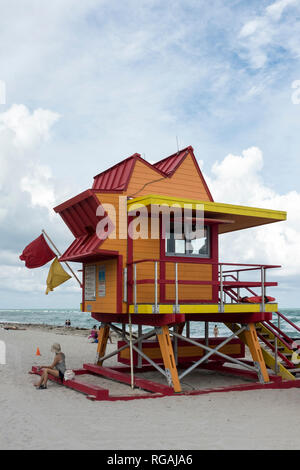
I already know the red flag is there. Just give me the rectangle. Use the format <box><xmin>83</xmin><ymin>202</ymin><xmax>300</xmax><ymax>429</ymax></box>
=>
<box><xmin>19</xmin><ymin>234</ymin><xmax>56</xmax><ymax>268</ymax></box>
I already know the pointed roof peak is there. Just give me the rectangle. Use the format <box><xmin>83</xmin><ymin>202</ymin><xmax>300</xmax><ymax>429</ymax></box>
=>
<box><xmin>154</xmin><ymin>146</ymin><xmax>194</xmax><ymax>176</ymax></box>
<box><xmin>91</xmin><ymin>145</ymin><xmax>212</xmax><ymax>201</ymax></box>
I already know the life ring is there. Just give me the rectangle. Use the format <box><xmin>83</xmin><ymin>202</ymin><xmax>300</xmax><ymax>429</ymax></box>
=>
<box><xmin>240</xmin><ymin>295</ymin><xmax>275</xmax><ymax>304</ymax></box>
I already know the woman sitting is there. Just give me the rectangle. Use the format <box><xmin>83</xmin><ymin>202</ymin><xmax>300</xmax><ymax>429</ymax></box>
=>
<box><xmin>88</xmin><ymin>325</ymin><xmax>98</xmax><ymax>343</ymax></box>
<box><xmin>35</xmin><ymin>343</ymin><xmax>66</xmax><ymax>390</ymax></box>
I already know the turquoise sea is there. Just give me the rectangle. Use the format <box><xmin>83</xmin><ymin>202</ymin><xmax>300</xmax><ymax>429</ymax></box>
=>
<box><xmin>1</xmin><ymin>308</ymin><xmax>300</xmax><ymax>338</ymax></box>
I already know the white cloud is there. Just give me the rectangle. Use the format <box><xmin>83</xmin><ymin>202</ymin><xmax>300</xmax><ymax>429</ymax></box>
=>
<box><xmin>238</xmin><ymin>0</ymin><xmax>300</xmax><ymax>69</ymax></box>
<box><xmin>0</xmin><ymin>262</ymin><xmax>80</xmax><ymax>294</ymax></box>
<box><xmin>0</xmin><ymin>105</ymin><xmax>61</xmax><ymax>221</ymax></box>
<box><xmin>0</xmin><ymin>104</ymin><xmax>74</xmax><ymax>252</ymax></box>
<box><xmin>20</xmin><ymin>164</ymin><xmax>55</xmax><ymax>211</ymax></box>
<box><xmin>266</xmin><ymin>0</ymin><xmax>298</xmax><ymax>20</ymax></box>
<box><xmin>0</xmin><ymin>103</ymin><xmax>82</xmax><ymax>305</ymax></box>
<box><xmin>205</xmin><ymin>146</ymin><xmax>300</xmax><ymax>277</ymax></box>
<box><xmin>239</xmin><ymin>19</ymin><xmax>265</xmax><ymax>38</ymax></box>
<box><xmin>0</xmin><ymin>104</ymin><xmax>60</xmax><ymax>149</ymax></box>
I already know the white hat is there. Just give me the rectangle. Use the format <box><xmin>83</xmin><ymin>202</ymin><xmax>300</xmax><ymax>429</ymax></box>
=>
<box><xmin>51</xmin><ymin>343</ymin><xmax>61</xmax><ymax>353</ymax></box>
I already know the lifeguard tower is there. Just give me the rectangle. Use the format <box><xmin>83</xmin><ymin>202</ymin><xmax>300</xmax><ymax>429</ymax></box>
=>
<box><xmin>39</xmin><ymin>146</ymin><xmax>300</xmax><ymax>400</ymax></box>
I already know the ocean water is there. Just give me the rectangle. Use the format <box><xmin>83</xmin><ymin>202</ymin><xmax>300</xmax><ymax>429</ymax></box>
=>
<box><xmin>1</xmin><ymin>308</ymin><xmax>300</xmax><ymax>338</ymax></box>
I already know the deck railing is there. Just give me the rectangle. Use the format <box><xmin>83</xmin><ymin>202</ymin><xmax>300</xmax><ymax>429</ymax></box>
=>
<box><xmin>124</xmin><ymin>259</ymin><xmax>281</xmax><ymax>312</ymax></box>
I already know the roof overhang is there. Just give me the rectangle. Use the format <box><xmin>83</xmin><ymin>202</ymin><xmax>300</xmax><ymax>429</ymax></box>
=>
<box><xmin>127</xmin><ymin>194</ymin><xmax>287</xmax><ymax>234</ymax></box>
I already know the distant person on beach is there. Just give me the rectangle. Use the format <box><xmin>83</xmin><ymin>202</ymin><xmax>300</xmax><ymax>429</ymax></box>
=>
<box><xmin>88</xmin><ymin>325</ymin><xmax>98</xmax><ymax>343</ymax></box>
<box><xmin>213</xmin><ymin>325</ymin><xmax>219</xmax><ymax>338</ymax></box>
<box><xmin>35</xmin><ymin>343</ymin><xmax>66</xmax><ymax>390</ymax></box>
<box><xmin>94</xmin><ymin>325</ymin><xmax>113</xmax><ymax>344</ymax></box>
<box><xmin>65</xmin><ymin>319</ymin><xmax>71</xmax><ymax>327</ymax></box>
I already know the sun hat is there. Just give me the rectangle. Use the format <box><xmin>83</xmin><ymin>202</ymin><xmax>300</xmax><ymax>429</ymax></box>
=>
<box><xmin>51</xmin><ymin>343</ymin><xmax>61</xmax><ymax>353</ymax></box>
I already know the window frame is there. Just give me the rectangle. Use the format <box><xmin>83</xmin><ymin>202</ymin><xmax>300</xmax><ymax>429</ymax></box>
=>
<box><xmin>164</xmin><ymin>223</ymin><xmax>211</xmax><ymax>259</ymax></box>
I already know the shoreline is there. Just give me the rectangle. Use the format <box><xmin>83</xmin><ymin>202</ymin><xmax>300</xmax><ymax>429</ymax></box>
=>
<box><xmin>0</xmin><ymin>321</ymin><xmax>88</xmax><ymax>334</ymax></box>
<box><xmin>0</xmin><ymin>322</ymin><xmax>119</xmax><ymax>339</ymax></box>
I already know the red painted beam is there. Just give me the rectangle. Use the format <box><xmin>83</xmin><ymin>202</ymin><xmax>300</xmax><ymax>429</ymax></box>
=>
<box><xmin>65</xmin><ymin>378</ymin><xmax>110</xmax><ymax>400</ymax></box>
<box><xmin>91</xmin><ymin>313</ymin><xmax>186</xmax><ymax>326</ymax></box>
<box><xmin>31</xmin><ymin>366</ymin><xmax>109</xmax><ymax>400</ymax></box>
<box><xmin>92</xmin><ymin>313</ymin><xmax>272</xmax><ymax>325</ymax></box>
<box><xmin>198</xmin><ymin>362</ymin><xmax>282</xmax><ymax>383</ymax></box>
<box><xmin>184</xmin><ymin>378</ymin><xmax>300</xmax><ymax>396</ymax></box>
<box><xmin>30</xmin><ymin>366</ymin><xmax>300</xmax><ymax>401</ymax></box>
<box><xmin>83</xmin><ymin>363</ymin><xmax>174</xmax><ymax>395</ymax></box>
<box><xmin>184</xmin><ymin>313</ymin><xmax>272</xmax><ymax>322</ymax></box>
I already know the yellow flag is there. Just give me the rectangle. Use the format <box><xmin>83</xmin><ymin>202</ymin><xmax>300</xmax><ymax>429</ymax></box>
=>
<box><xmin>45</xmin><ymin>258</ymin><xmax>71</xmax><ymax>294</ymax></box>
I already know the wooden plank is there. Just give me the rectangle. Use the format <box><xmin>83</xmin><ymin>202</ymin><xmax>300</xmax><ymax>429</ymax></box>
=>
<box><xmin>31</xmin><ymin>366</ymin><xmax>109</xmax><ymax>399</ymax></box>
<box><xmin>65</xmin><ymin>378</ymin><xmax>109</xmax><ymax>400</ymax></box>
<box><xmin>83</xmin><ymin>363</ymin><xmax>174</xmax><ymax>394</ymax></box>
<box><xmin>156</xmin><ymin>325</ymin><xmax>181</xmax><ymax>393</ymax></box>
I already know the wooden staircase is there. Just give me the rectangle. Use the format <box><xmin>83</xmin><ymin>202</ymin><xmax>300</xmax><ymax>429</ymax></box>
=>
<box><xmin>255</xmin><ymin>320</ymin><xmax>300</xmax><ymax>380</ymax></box>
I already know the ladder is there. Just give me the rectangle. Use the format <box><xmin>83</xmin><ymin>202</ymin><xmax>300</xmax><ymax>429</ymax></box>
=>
<box><xmin>255</xmin><ymin>314</ymin><xmax>300</xmax><ymax>380</ymax></box>
<box><xmin>221</xmin><ymin>271</ymin><xmax>300</xmax><ymax>381</ymax></box>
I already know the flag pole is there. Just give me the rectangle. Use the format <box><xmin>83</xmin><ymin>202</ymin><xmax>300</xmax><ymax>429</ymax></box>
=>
<box><xmin>42</xmin><ymin>229</ymin><xmax>82</xmax><ymax>287</ymax></box>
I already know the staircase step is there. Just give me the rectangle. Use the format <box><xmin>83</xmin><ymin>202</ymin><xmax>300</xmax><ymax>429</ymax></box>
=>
<box><xmin>286</xmin><ymin>368</ymin><xmax>300</xmax><ymax>374</ymax></box>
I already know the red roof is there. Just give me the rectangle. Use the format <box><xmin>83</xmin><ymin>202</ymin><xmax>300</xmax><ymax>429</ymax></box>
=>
<box><xmin>54</xmin><ymin>190</ymin><xmax>115</xmax><ymax>262</ymax></box>
<box><xmin>54</xmin><ymin>190</ymin><xmax>103</xmax><ymax>238</ymax></box>
<box><xmin>153</xmin><ymin>146</ymin><xmax>192</xmax><ymax>175</ymax></box>
<box><xmin>92</xmin><ymin>154</ymin><xmax>139</xmax><ymax>191</ymax></box>
<box><xmin>59</xmin><ymin>233</ymin><xmax>101</xmax><ymax>262</ymax></box>
<box><xmin>92</xmin><ymin>153</ymin><xmax>167</xmax><ymax>191</ymax></box>
<box><xmin>92</xmin><ymin>146</ymin><xmax>213</xmax><ymax>201</ymax></box>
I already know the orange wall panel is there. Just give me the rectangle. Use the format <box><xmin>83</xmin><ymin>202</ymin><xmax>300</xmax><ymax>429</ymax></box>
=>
<box><xmin>133</xmin><ymin>224</ymin><xmax>160</xmax><ymax>302</ymax></box>
<box><xmin>165</xmin><ymin>262</ymin><xmax>212</xmax><ymax>301</ymax></box>
<box><xmin>95</xmin><ymin>192</ymin><xmax>128</xmax><ymax>266</ymax></box>
<box><xmin>84</xmin><ymin>259</ymin><xmax>117</xmax><ymax>313</ymax></box>
<box><xmin>126</xmin><ymin>154</ymin><xmax>211</xmax><ymax>201</ymax></box>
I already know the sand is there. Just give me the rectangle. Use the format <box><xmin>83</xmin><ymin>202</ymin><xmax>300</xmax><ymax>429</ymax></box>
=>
<box><xmin>1</xmin><ymin>323</ymin><xmax>300</xmax><ymax>450</ymax></box>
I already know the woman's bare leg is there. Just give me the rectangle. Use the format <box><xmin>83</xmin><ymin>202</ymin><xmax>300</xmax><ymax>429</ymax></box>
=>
<box><xmin>35</xmin><ymin>368</ymin><xmax>59</xmax><ymax>387</ymax></box>
<box><xmin>46</xmin><ymin>368</ymin><xmax>60</xmax><ymax>385</ymax></box>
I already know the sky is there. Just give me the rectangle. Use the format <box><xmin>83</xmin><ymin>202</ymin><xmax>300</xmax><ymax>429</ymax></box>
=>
<box><xmin>0</xmin><ymin>0</ymin><xmax>300</xmax><ymax>308</ymax></box>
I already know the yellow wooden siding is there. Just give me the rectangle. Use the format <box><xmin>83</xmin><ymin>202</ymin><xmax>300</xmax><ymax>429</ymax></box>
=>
<box><xmin>85</xmin><ymin>259</ymin><xmax>117</xmax><ymax>313</ymax></box>
<box><xmin>126</xmin><ymin>154</ymin><xmax>211</xmax><ymax>201</ymax></box>
<box><xmin>133</xmin><ymin>221</ymin><xmax>160</xmax><ymax>302</ymax></box>
<box><xmin>165</xmin><ymin>262</ymin><xmax>212</xmax><ymax>301</ymax></box>
<box><xmin>95</xmin><ymin>192</ymin><xmax>128</xmax><ymax>262</ymax></box>
<box><xmin>120</xmin><ymin>343</ymin><xmax>242</xmax><ymax>361</ymax></box>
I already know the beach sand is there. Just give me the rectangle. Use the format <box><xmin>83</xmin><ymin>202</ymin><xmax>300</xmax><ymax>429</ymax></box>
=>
<box><xmin>1</xmin><ymin>323</ymin><xmax>300</xmax><ymax>450</ymax></box>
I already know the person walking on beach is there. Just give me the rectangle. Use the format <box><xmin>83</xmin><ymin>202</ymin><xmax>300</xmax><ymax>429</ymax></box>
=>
<box><xmin>213</xmin><ymin>325</ymin><xmax>219</xmax><ymax>338</ymax></box>
<box><xmin>35</xmin><ymin>343</ymin><xmax>66</xmax><ymax>390</ymax></box>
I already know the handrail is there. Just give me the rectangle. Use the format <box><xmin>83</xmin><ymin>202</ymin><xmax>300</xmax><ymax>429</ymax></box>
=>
<box><xmin>264</xmin><ymin>320</ymin><xmax>293</xmax><ymax>345</ymax></box>
<box><xmin>223</xmin><ymin>274</ymin><xmax>257</xmax><ymax>297</ymax></box>
<box><xmin>261</xmin><ymin>320</ymin><xmax>292</xmax><ymax>351</ymax></box>
<box><xmin>222</xmin><ymin>266</ymin><xmax>281</xmax><ymax>274</ymax></box>
<box><xmin>276</xmin><ymin>311</ymin><xmax>300</xmax><ymax>335</ymax></box>
<box><xmin>127</xmin><ymin>258</ymin><xmax>281</xmax><ymax>270</ymax></box>
<box><xmin>125</xmin><ymin>259</ymin><xmax>279</xmax><ymax>308</ymax></box>
<box><xmin>127</xmin><ymin>279</ymin><xmax>276</xmax><ymax>287</ymax></box>
<box><xmin>256</xmin><ymin>328</ymin><xmax>294</xmax><ymax>367</ymax></box>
